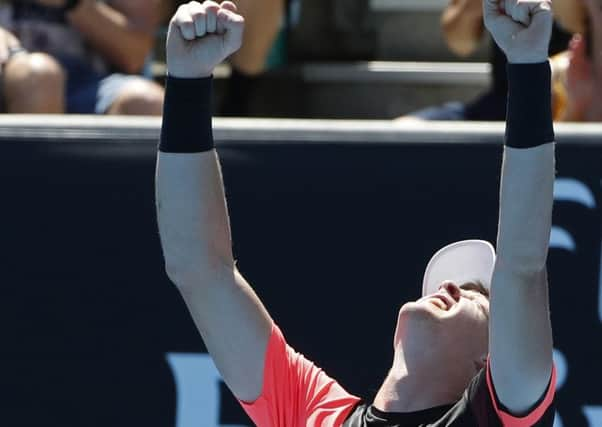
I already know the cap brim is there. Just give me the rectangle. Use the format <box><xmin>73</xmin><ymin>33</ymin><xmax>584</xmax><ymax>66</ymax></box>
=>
<box><xmin>422</xmin><ymin>240</ymin><xmax>495</xmax><ymax>297</ymax></box>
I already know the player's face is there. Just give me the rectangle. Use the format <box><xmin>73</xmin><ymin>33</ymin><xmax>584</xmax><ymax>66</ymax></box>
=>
<box><xmin>395</xmin><ymin>281</ymin><xmax>490</xmax><ymax>369</ymax></box>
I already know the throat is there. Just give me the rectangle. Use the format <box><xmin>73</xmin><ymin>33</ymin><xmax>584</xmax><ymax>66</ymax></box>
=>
<box><xmin>373</xmin><ymin>370</ymin><xmax>461</xmax><ymax>413</ymax></box>
<box><xmin>373</xmin><ymin>350</ymin><xmax>470</xmax><ymax>413</ymax></box>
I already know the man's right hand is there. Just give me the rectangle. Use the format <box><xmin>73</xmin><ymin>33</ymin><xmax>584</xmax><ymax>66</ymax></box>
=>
<box><xmin>483</xmin><ymin>0</ymin><xmax>553</xmax><ymax>64</ymax></box>
<box><xmin>166</xmin><ymin>1</ymin><xmax>244</xmax><ymax>79</ymax></box>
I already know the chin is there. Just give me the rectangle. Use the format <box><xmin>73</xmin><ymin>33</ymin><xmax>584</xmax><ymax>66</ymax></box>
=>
<box><xmin>396</xmin><ymin>302</ymin><xmax>446</xmax><ymax>339</ymax></box>
<box><xmin>394</xmin><ymin>310</ymin><xmax>448</xmax><ymax>362</ymax></box>
<box><xmin>399</xmin><ymin>301</ymin><xmax>444</xmax><ymax>321</ymax></box>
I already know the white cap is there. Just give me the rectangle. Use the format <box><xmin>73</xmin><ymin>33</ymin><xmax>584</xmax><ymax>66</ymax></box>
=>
<box><xmin>422</xmin><ymin>240</ymin><xmax>496</xmax><ymax>297</ymax></box>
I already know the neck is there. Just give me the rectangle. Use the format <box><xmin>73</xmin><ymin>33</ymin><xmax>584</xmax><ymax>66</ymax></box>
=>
<box><xmin>373</xmin><ymin>347</ymin><xmax>467</xmax><ymax>413</ymax></box>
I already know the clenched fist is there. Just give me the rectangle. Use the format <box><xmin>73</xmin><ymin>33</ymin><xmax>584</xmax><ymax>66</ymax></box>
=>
<box><xmin>484</xmin><ymin>0</ymin><xmax>553</xmax><ymax>64</ymax></box>
<box><xmin>166</xmin><ymin>1</ymin><xmax>244</xmax><ymax>79</ymax></box>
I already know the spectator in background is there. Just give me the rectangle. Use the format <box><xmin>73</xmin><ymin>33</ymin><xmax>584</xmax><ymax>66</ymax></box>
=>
<box><xmin>0</xmin><ymin>0</ymin><xmax>164</xmax><ymax>115</ymax></box>
<box><xmin>400</xmin><ymin>0</ymin><xmax>570</xmax><ymax>121</ymax></box>
<box><xmin>220</xmin><ymin>0</ymin><xmax>287</xmax><ymax>116</ymax></box>
<box><xmin>551</xmin><ymin>0</ymin><xmax>602</xmax><ymax>121</ymax></box>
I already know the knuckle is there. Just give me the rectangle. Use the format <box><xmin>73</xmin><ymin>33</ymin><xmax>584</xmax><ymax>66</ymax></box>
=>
<box><xmin>190</xmin><ymin>10</ymin><xmax>205</xmax><ymax>20</ymax></box>
<box><xmin>175</xmin><ymin>6</ymin><xmax>193</xmax><ymax>21</ymax></box>
<box><xmin>180</xmin><ymin>16</ymin><xmax>194</xmax><ymax>26</ymax></box>
<box><xmin>174</xmin><ymin>5</ymin><xmax>187</xmax><ymax>19</ymax></box>
<box><xmin>179</xmin><ymin>21</ymin><xmax>195</xmax><ymax>36</ymax></box>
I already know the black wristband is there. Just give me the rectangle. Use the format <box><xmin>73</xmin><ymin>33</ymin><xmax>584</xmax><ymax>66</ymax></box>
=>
<box><xmin>505</xmin><ymin>62</ymin><xmax>555</xmax><ymax>148</ymax></box>
<box><xmin>159</xmin><ymin>76</ymin><xmax>214</xmax><ymax>153</ymax></box>
<box><xmin>63</xmin><ymin>0</ymin><xmax>81</xmax><ymax>13</ymax></box>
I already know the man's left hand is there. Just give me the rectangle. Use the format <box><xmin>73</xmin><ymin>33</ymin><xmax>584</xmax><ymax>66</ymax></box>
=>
<box><xmin>484</xmin><ymin>0</ymin><xmax>553</xmax><ymax>64</ymax></box>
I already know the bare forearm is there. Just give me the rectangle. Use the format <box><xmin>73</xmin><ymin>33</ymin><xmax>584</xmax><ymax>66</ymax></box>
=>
<box><xmin>496</xmin><ymin>63</ymin><xmax>556</xmax><ymax>273</ymax></box>
<box><xmin>67</xmin><ymin>0</ymin><xmax>157</xmax><ymax>73</ymax></box>
<box><xmin>157</xmin><ymin>151</ymin><xmax>234</xmax><ymax>285</ymax></box>
<box><xmin>496</xmin><ymin>145</ymin><xmax>554</xmax><ymax>272</ymax></box>
<box><xmin>441</xmin><ymin>0</ymin><xmax>484</xmax><ymax>56</ymax></box>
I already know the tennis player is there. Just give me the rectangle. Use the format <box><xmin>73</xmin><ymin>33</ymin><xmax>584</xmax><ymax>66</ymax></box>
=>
<box><xmin>156</xmin><ymin>0</ymin><xmax>557</xmax><ymax>425</ymax></box>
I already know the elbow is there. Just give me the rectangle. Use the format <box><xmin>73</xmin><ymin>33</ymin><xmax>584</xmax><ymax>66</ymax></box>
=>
<box><xmin>441</xmin><ymin>14</ymin><xmax>482</xmax><ymax>57</ymax></box>
<box><xmin>494</xmin><ymin>252</ymin><xmax>548</xmax><ymax>280</ymax></box>
<box><xmin>163</xmin><ymin>261</ymin><xmax>208</xmax><ymax>291</ymax></box>
<box><xmin>162</xmin><ymin>251</ymin><xmax>235</xmax><ymax>290</ymax></box>
<box><xmin>442</xmin><ymin>26</ymin><xmax>479</xmax><ymax>57</ymax></box>
<box><xmin>163</xmin><ymin>259</ymin><xmax>194</xmax><ymax>289</ymax></box>
<box><xmin>496</xmin><ymin>232</ymin><xmax>551</xmax><ymax>277</ymax></box>
<box><xmin>118</xmin><ymin>54</ymin><xmax>147</xmax><ymax>75</ymax></box>
<box><xmin>109</xmin><ymin>33</ymin><xmax>154</xmax><ymax>74</ymax></box>
<box><xmin>111</xmin><ymin>43</ymin><xmax>151</xmax><ymax>74</ymax></box>
<box><xmin>446</xmin><ymin>38</ymin><xmax>478</xmax><ymax>57</ymax></box>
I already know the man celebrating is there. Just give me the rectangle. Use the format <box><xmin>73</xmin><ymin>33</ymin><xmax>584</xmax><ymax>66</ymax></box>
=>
<box><xmin>156</xmin><ymin>0</ymin><xmax>557</xmax><ymax>425</ymax></box>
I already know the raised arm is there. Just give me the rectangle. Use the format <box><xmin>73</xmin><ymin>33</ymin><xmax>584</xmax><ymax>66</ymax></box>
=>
<box><xmin>484</xmin><ymin>0</ymin><xmax>556</xmax><ymax>414</ymax></box>
<box><xmin>156</xmin><ymin>1</ymin><xmax>273</xmax><ymax>403</ymax></box>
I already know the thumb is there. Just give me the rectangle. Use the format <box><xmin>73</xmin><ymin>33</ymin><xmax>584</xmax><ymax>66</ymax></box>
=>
<box><xmin>217</xmin><ymin>7</ymin><xmax>245</xmax><ymax>50</ymax></box>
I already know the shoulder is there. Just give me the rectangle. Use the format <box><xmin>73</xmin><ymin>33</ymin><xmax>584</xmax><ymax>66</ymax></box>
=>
<box><xmin>340</xmin><ymin>402</ymin><xmax>369</xmax><ymax>427</ymax></box>
<box><xmin>240</xmin><ymin>324</ymin><xmax>361</xmax><ymax>427</ymax></box>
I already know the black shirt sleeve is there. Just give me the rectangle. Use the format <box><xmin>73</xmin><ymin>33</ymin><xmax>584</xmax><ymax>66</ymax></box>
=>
<box><xmin>468</xmin><ymin>368</ymin><xmax>556</xmax><ymax>427</ymax></box>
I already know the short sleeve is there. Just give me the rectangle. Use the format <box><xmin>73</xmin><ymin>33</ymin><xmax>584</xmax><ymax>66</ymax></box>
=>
<box><xmin>239</xmin><ymin>324</ymin><xmax>361</xmax><ymax>427</ymax></box>
<box><xmin>469</xmin><ymin>362</ymin><xmax>556</xmax><ymax>426</ymax></box>
<box><xmin>485</xmin><ymin>361</ymin><xmax>556</xmax><ymax>426</ymax></box>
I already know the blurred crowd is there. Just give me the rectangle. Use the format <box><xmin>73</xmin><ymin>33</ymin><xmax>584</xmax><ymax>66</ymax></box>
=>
<box><xmin>551</xmin><ymin>0</ymin><xmax>602</xmax><ymax>121</ymax></box>
<box><xmin>0</xmin><ymin>0</ymin><xmax>600</xmax><ymax>122</ymax></box>
<box><xmin>0</xmin><ymin>0</ymin><xmax>166</xmax><ymax>114</ymax></box>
